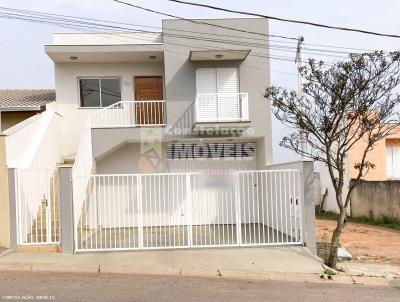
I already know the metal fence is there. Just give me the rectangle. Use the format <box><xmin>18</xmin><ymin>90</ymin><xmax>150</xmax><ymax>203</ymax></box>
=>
<box><xmin>195</xmin><ymin>93</ymin><xmax>249</xmax><ymax>123</ymax></box>
<box><xmin>15</xmin><ymin>169</ymin><xmax>60</xmax><ymax>245</ymax></box>
<box><xmin>90</xmin><ymin>100</ymin><xmax>166</xmax><ymax>128</ymax></box>
<box><xmin>73</xmin><ymin>170</ymin><xmax>302</xmax><ymax>252</ymax></box>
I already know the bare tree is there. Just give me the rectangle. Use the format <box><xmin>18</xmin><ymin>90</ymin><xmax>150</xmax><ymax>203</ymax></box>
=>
<box><xmin>265</xmin><ymin>51</ymin><xmax>400</xmax><ymax>268</ymax></box>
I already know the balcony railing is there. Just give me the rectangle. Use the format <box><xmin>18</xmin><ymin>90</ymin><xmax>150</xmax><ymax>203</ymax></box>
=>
<box><xmin>90</xmin><ymin>100</ymin><xmax>166</xmax><ymax>128</ymax></box>
<box><xmin>195</xmin><ymin>93</ymin><xmax>249</xmax><ymax>123</ymax></box>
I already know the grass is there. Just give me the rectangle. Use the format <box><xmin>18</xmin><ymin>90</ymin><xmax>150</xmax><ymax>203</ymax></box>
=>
<box><xmin>316</xmin><ymin>211</ymin><xmax>400</xmax><ymax>231</ymax></box>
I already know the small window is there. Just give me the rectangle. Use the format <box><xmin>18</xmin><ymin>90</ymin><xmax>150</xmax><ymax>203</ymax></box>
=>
<box><xmin>79</xmin><ymin>78</ymin><xmax>121</xmax><ymax>107</ymax></box>
<box><xmin>386</xmin><ymin>139</ymin><xmax>400</xmax><ymax>179</ymax></box>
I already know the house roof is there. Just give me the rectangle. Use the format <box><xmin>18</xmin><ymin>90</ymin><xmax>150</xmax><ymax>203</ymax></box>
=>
<box><xmin>0</xmin><ymin>89</ymin><xmax>55</xmax><ymax>112</ymax></box>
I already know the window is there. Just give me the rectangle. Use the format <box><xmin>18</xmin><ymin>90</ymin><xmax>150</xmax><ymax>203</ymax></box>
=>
<box><xmin>79</xmin><ymin>78</ymin><xmax>121</xmax><ymax>107</ymax></box>
<box><xmin>386</xmin><ymin>139</ymin><xmax>400</xmax><ymax>179</ymax></box>
<box><xmin>196</xmin><ymin>68</ymin><xmax>239</xmax><ymax>95</ymax></box>
<box><xmin>196</xmin><ymin>68</ymin><xmax>241</xmax><ymax>121</ymax></box>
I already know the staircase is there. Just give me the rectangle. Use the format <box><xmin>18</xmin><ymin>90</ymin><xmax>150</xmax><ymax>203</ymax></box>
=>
<box><xmin>25</xmin><ymin>172</ymin><xmax>60</xmax><ymax>244</ymax></box>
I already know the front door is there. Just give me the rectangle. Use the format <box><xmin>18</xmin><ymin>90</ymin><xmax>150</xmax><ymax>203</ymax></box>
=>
<box><xmin>134</xmin><ymin>76</ymin><xmax>164</xmax><ymax>125</ymax></box>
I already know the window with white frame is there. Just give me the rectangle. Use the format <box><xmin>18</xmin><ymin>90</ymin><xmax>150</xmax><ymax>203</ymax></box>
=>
<box><xmin>195</xmin><ymin>67</ymin><xmax>241</xmax><ymax>121</ymax></box>
<box><xmin>386</xmin><ymin>140</ymin><xmax>400</xmax><ymax>179</ymax></box>
<box><xmin>79</xmin><ymin>78</ymin><xmax>121</xmax><ymax>107</ymax></box>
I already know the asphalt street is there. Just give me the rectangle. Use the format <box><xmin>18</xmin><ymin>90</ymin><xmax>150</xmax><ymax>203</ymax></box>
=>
<box><xmin>0</xmin><ymin>271</ymin><xmax>398</xmax><ymax>302</ymax></box>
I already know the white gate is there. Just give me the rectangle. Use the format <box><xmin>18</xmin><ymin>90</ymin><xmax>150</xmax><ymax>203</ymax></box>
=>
<box><xmin>15</xmin><ymin>169</ymin><xmax>60</xmax><ymax>245</ymax></box>
<box><xmin>73</xmin><ymin>170</ymin><xmax>303</xmax><ymax>252</ymax></box>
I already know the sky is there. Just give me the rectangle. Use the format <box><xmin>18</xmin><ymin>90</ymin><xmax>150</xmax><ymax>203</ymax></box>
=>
<box><xmin>1</xmin><ymin>0</ymin><xmax>400</xmax><ymax>163</ymax></box>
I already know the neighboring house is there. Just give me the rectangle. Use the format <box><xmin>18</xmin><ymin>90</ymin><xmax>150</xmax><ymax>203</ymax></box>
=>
<box><xmin>0</xmin><ymin>89</ymin><xmax>55</xmax><ymax>247</ymax></box>
<box><xmin>348</xmin><ymin>127</ymin><xmax>400</xmax><ymax>180</ymax></box>
<box><xmin>0</xmin><ymin>89</ymin><xmax>55</xmax><ymax>131</ymax></box>
<box><xmin>2</xmin><ymin>18</ymin><xmax>316</xmax><ymax>254</ymax></box>
<box><xmin>319</xmin><ymin>125</ymin><xmax>400</xmax><ymax>220</ymax></box>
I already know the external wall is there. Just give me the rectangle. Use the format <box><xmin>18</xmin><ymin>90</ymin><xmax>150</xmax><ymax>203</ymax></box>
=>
<box><xmin>95</xmin><ymin>141</ymin><xmax>259</xmax><ymax>174</ymax></box>
<box><xmin>348</xmin><ymin>127</ymin><xmax>400</xmax><ymax>181</ymax></box>
<box><xmin>163</xmin><ymin>18</ymin><xmax>272</xmax><ymax>167</ymax></box>
<box><xmin>1</xmin><ymin>111</ymin><xmax>38</xmax><ymax>131</ymax></box>
<box><xmin>319</xmin><ymin>160</ymin><xmax>350</xmax><ymax>214</ymax></box>
<box><xmin>29</xmin><ymin>113</ymin><xmax>63</xmax><ymax>169</ymax></box>
<box><xmin>54</xmin><ymin>61</ymin><xmax>164</xmax><ymax>158</ymax></box>
<box><xmin>50</xmin><ymin>19</ymin><xmax>273</xmax><ymax>167</ymax></box>
<box><xmin>350</xmin><ymin>180</ymin><xmax>400</xmax><ymax>220</ymax></box>
<box><xmin>96</xmin><ymin>143</ymin><xmax>143</xmax><ymax>174</ymax></box>
<box><xmin>0</xmin><ymin>135</ymin><xmax>10</xmax><ymax>247</ymax></box>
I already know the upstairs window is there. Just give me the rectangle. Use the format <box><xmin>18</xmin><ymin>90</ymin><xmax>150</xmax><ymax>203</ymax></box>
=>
<box><xmin>386</xmin><ymin>139</ymin><xmax>400</xmax><ymax>179</ymax></box>
<box><xmin>79</xmin><ymin>78</ymin><xmax>121</xmax><ymax>107</ymax></box>
<box><xmin>196</xmin><ymin>67</ymin><xmax>239</xmax><ymax>95</ymax></box>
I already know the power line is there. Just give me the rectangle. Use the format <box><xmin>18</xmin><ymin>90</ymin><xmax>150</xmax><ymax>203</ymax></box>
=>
<box><xmin>112</xmin><ymin>0</ymin><xmax>298</xmax><ymax>40</ymax></box>
<box><xmin>1</xmin><ymin>5</ymin><xmax>393</xmax><ymax>57</ymax></box>
<box><xmin>0</xmin><ymin>6</ymin><xmax>295</xmax><ymax>45</ymax></box>
<box><xmin>0</xmin><ymin>8</ymin><xmax>335</xmax><ymax>76</ymax></box>
<box><xmin>0</xmin><ymin>9</ymin><xmax>346</xmax><ymax>61</ymax></box>
<box><xmin>170</xmin><ymin>0</ymin><xmax>400</xmax><ymax>39</ymax></box>
<box><xmin>0</xmin><ymin>10</ymin><xmax>307</xmax><ymax>65</ymax></box>
<box><xmin>0</xmin><ymin>6</ymin><xmax>389</xmax><ymax>59</ymax></box>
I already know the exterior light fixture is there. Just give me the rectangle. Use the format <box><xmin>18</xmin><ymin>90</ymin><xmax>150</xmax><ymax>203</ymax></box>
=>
<box><xmin>69</xmin><ymin>56</ymin><xmax>78</xmax><ymax>61</ymax></box>
<box><xmin>215</xmin><ymin>54</ymin><xmax>223</xmax><ymax>59</ymax></box>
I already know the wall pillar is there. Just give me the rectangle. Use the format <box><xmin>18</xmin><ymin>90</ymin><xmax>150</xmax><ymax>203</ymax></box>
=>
<box><xmin>0</xmin><ymin>135</ymin><xmax>11</xmax><ymax>248</ymax></box>
<box><xmin>59</xmin><ymin>165</ymin><xmax>74</xmax><ymax>253</ymax></box>
<box><xmin>7</xmin><ymin>168</ymin><xmax>17</xmax><ymax>249</ymax></box>
<box><xmin>301</xmin><ymin>161</ymin><xmax>317</xmax><ymax>255</ymax></box>
<box><xmin>266</xmin><ymin>160</ymin><xmax>317</xmax><ymax>255</ymax></box>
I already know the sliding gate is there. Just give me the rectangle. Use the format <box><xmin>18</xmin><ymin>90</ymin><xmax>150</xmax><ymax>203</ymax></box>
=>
<box><xmin>73</xmin><ymin>170</ymin><xmax>303</xmax><ymax>252</ymax></box>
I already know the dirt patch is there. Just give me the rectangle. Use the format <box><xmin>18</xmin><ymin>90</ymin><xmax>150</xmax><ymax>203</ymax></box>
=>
<box><xmin>316</xmin><ymin>219</ymin><xmax>400</xmax><ymax>265</ymax></box>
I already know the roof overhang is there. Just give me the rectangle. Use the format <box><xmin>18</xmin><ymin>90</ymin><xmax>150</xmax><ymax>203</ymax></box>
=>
<box><xmin>45</xmin><ymin>44</ymin><xmax>164</xmax><ymax>63</ymax></box>
<box><xmin>190</xmin><ymin>49</ymin><xmax>250</xmax><ymax>61</ymax></box>
<box><xmin>0</xmin><ymin>106</ymin><xmax>44</xmax><ymax>112</ymax></box>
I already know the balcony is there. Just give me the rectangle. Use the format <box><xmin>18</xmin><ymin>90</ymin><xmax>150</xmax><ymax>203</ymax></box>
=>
<box><xmin>90</xmin><ymin>100</ymin><xmax>166</xmax><ymax>128</ymax></box>
<box><xmin>195</xmin><ymin>93</ymin><xmax>249</xmax><ymax>124</ymax></box>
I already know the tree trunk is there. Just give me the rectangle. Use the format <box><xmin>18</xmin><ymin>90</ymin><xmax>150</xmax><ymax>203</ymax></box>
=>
<box><xmin>327</xmin><ymin>209</ymin><xmax>346</xmax><ymax>268</ymax></box>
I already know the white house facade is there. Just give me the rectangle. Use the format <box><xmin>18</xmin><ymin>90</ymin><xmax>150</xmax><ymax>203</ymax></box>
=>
<box><xmin>4</xmin><ymin>18</ymin><xmax>316</xmax><ymax>254</ymax></box>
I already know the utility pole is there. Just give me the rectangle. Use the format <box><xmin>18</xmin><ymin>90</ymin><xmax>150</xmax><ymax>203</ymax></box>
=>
<box><xmin>295</xmin><ymin>36</ymin><xmax>306</xmax><ymax>158</ymax></box>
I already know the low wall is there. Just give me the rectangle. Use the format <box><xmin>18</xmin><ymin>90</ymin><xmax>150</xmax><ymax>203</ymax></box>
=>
<box><xmin>350</xmin><ymin>180</ymin><xmax>400</xmax><ymax>220</ymax></box>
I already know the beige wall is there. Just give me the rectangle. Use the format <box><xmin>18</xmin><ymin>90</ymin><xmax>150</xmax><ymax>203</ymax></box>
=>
<box><xmin>348</xmin><ymin>127</ymin><xmax>400</xmax><ymax>181</ymax></box>
<box><xmin>0</xmin><ymin>135</ymin><xmax>10</xmax><ymax>247</ymax></box>
<box><xmin>1</xmin><ymin>111</ymin><xmax>38</xmax><ymax>131</ymax></box>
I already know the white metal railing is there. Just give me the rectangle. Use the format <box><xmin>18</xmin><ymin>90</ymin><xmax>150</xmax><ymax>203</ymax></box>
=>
<box><xmin>73</xmin><ymin>170</ymin><xmax>302</xmax><ymax>252</ymax></box>
<box><xmin>72</xmin><ymin>100</ymin><xmax>166</xmax><ymax>232</ymax></box>
<box><xmin>15</xmin><ymin>169</ymin><xmax>60</xmax><ymax>245</ymax></box>
<box><xmin>90</xmin><ymin>100</ymin><xmax>166</xmax><ymax>128</ymax></box>
<box><xmin>195</xmin><ymin>93</ymin><xmax>249</xmax><ymax>123</ymax></box>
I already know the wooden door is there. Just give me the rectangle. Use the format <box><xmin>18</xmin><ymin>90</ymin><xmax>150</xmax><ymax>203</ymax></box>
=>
<box><xmin>134</xmin><ymin>76</ymin><xmax>164</xmax><ymax>125</ymax></box>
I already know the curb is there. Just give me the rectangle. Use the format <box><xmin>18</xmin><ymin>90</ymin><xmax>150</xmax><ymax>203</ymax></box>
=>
<box><xmin>0</xmin><ymin>262</ymin><xmax>398</xmax><ymax>287</ymax></box>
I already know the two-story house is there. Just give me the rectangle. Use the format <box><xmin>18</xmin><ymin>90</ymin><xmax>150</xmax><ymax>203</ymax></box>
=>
<box><xmin>3</xmin><ymin>18</ymin><xmax>315</xmax><ymax>254</ymax></box>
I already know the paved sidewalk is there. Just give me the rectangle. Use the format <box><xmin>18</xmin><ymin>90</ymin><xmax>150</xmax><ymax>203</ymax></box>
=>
<box><xmin>0</xmin><ymin>246</ymin><xmax>399</xmax><ymax>286</ymax></box>
<box><xmin>0</xmin><ymin>246</ymin><xmax>322</xmax><ymax>275</ymax></box>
